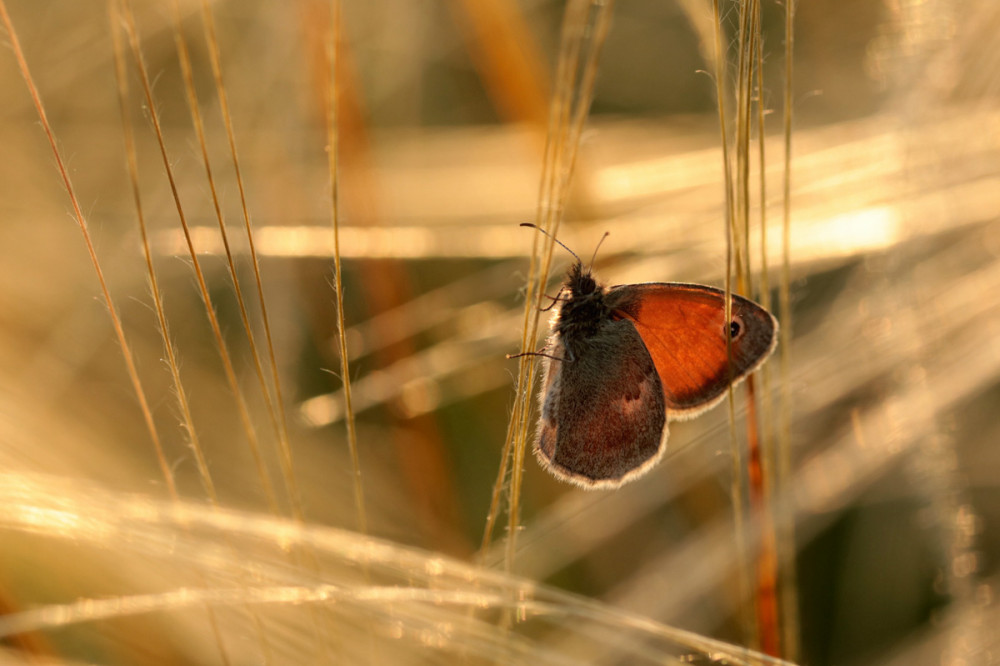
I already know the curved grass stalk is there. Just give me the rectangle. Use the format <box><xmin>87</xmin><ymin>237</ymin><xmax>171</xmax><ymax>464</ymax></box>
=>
<box><xmin>164</xmin><ymin>0</ymin><xmax>305</xmax><ymax>522</ymax></box>
<box><xmin>119</xmin><ymin>0</ymin><xmax>279</xmax><ymax>514</ymax></box>
<box><xmin>0</xmin><ymin>1</ymin><xmax>178</xmax><ymax>502</ymax></box>
<box><xmin>195</xmin><ymin>0</ymin><xmax>305</xmax><ymax>523</ymax></box>
<box><xmin>108</xmin><ymin>4</ymin><xmax>280</xmax><ymax>662</ymax></box>
<box><xmin>481</xmin><ymin>0</ymin><xmax>615</xmax><ymax>573</ymax></box>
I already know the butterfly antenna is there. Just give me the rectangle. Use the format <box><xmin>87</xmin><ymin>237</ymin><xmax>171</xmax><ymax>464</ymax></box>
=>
<box><xmin>589</xmin><ymin>231</ymin><xmax>610</xmax><ymax>270</ymax></box>
<box><xmin>520</xmin><ymin>223</ymin><xmax>582</xmax><ymax>264</ymax></box>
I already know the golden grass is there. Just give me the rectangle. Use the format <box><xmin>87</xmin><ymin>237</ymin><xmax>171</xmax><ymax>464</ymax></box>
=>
<box><xmin>0</xmin><ymin>1</ymin><xmax>997</xmax><ymax>664</ymax></box>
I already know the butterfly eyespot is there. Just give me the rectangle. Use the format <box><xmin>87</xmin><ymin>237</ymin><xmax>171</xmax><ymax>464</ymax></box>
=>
<box><xmin>728</xmin><ymin>317</ymin><xmax>743</xmax><ymax>340</ymax></box>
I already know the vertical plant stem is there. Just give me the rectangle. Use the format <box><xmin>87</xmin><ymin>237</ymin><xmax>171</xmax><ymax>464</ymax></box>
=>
<box><xmin>478</xmin><ymin>0</ymin><xmax>617</xmax><ymax>582</ymax></box>
<box><xmin>736</xmin><ymin>0</ymin><xmax>782</xmax><ymax>653</ymax></box>
<box><xmin>481</xmin><ymin>0</ymin><xmax>583</xmax><ymax>556</ymax></box>
<box><xmin>778</xmin><ymin>0</ymin><xmax>800</xmax><ymax>660</ymax></box>
<box><xmin>752</xmin><ymin>8</ymin><xmax>782</xmax><ymax>656</ymax></box>
<box><xmin>501</xmin><ymin>1</ymin><xmax>616</xmax><ymax>581</ymax></box>
<box><xmin>326</xmin><ymin>0</ymin><xmax>367</xmax><ymax>536</ymax></box>
<box><xmin>713</xmin><ymin>0</ymin><xmax>753</xmax><ymax>647</ymax></box>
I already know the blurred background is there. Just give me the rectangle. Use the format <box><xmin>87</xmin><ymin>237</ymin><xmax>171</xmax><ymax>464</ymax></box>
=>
<box><xmin>0</xmin><ymin>0</ymin><xmax>998</xmax><ymax>664</ymax></box>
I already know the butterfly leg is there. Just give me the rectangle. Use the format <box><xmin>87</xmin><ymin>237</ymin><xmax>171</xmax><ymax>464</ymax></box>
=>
<box><xmin>539</xmin><ymin>288</ymin><xmax>567</xmax><ymax>312</ymax></box>
<box><xmin>507</xmin><ymin>347</ymin><xmax>573</xmax><ymax>363</ymax></box>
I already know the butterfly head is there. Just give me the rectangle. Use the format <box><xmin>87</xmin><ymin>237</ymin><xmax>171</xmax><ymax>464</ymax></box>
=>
<box><xmin>565</xmin><ymin>260</ymin><xmax>597</xmax><ymax>294</ymax></box>
<box><xmin>554</xmin><ymin>261</ymin><xmax>610</xmax><ymax>343</ymax></box>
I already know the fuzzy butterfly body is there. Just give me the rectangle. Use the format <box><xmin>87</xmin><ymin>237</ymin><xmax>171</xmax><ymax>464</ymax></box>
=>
<box><xmin>535</xmin><ymin>261</ymin><xmax>778</xmax><ymax>489</ymax></box>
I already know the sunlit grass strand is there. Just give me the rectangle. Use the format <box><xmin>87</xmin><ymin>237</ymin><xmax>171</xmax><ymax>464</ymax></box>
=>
<box><xmin>119</xmin><ymin>0</ymin><xmax>279</xmax><ymax>514</ymax></box>
<box><xmin>778</xmin><ymin>0</ymin><xmax>800</xmax><ymax>659</ymax></box>
<box><xmin>0</xmin><ymin>0</ymin><xmax>179</xmax><ymax>503</ymax></box>
<box><xmin>194</xmin><ymin>0</ymin><xmax>305</xmax><ymax>525</ymax></box>
<box><xmin>325</xmin><ymin>0</ymin><xmax>367</xmax><ymax>536</ymax></box>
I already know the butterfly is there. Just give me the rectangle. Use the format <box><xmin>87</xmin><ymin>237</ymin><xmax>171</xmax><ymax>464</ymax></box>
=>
<box><xmin>525</xmin><ymin>226</ymin><xmax>778</xmax><ymax>489</ymax></box>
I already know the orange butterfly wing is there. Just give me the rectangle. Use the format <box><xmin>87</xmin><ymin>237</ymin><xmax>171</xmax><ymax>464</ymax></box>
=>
<box><xmin>605</xmin><ymin>283</ymin><xmax>778</xmax><ymax>418</ymax></box>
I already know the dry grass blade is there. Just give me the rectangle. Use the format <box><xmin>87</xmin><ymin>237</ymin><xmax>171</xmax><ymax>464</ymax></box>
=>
<box><xmin>709</xmin><ymin>0</ymin><xmax>753</xmax><ymax>646</ymax></box>
<box><xmin>195</xmin><ymin>0</ymin><xmax>302</xmax><ymax>498</ymax></box>
<box><xmin>195</xmin><ymin>0</ymin><xmax>301</xmax><ymax>525</ymax></box>
<box><xmin>0</xmin><ymin>473</ymin><xmax>797</xmax><ymax>666</ymax></box>
<box><xmin>109</xmin><ymin>4</ymin><xmax>287</xmax><ymax>659</ymax></box>
<box><xmin>0</xmin><ymin>0</ymin><xmax>178</xmax><ymax>501</ymax></box>
<box><xmin>117</xmin><ymin>0</ymin><xmax>279</xmax><ymax>513</ymax></box>
<box><xmin>165</xmin><ymin>0</ymin><xmax>306</xmax><ymax>522</ymax></box>
<box><xmin>1</xmin><ymin>2</ymin><xmax>998</xmax><ymax>665</ymax></box>
<box><xmin>480</xmin><ymin>0</ymin><xmax>616</xmax><ymax>572</ymax></box>
<box><xmin>777</xmin><ymin>0</ymin><xmax>800</xmax><ymax>660</ymax></box>
<box><xmin>323</xmin><ymin>0</ymin><xmax>367</xmax><ymax>537</ymax></box>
